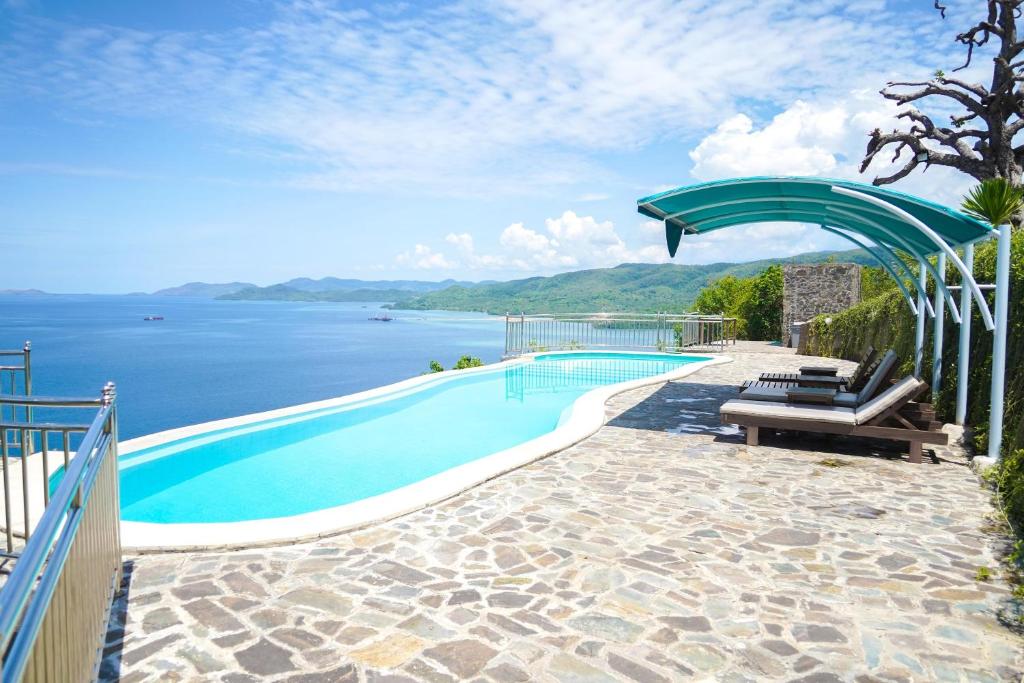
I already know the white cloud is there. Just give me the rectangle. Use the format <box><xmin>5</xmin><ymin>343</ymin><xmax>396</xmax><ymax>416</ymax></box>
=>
<box><xmin>397</xmin><ymin>210</ymin><xmax>673</xmax><ymax>274</ymax></box>
<box><xmin>688</xmin><ymin>90</ymin><xmax>972</xmax><ymax>205</ymax></box>
<box><xmin>395</xmin><ymin>244</ymin><xmax>453</xmax><ymax>270</ymax></box>
<box><xmin>672</xmin><ymin>91</ymin><xmax>977</xmax><ymax>263</ymax></box>
<box><xmin>0</xmin><ymin>1</ymin><xmax>945</xmax><ymax>194</ymax></box>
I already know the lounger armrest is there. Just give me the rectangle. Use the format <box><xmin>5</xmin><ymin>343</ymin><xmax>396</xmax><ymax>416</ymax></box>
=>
<box><xmin>786</xmin><ymin>387</ymin><xmax>837</xmax><ymax>405</ymax></box>
<box><xmin>798</xmin><ymin>365</ymin><xmax>838</xmax><ymax>376</ymax></box>
<box><xmin>795</xmin><ymin>375</ymin><xmax>847</xmax><ymax>389</ymax></box>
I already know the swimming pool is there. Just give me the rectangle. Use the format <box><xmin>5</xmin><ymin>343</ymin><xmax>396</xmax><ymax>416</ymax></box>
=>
<box><xmin>113</xmin><ymin>351</ymin><xmax>725</xmax><ymax>548</ymax></box>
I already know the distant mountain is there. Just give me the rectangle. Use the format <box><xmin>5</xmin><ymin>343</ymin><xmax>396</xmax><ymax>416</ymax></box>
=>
<box><xmin>169</xmin><ymin>276</ymin><xmax>490</xmax><ymax>300</ymax></box>
<box><xmin>220</xmin><ymin>285</ymin><xmax>415</xmax><ymax>302</ymax></box>
<box><xmin>0</xmin><ymin>288</ymin><xmax>48</xmax><ymax>296</ymax></box>
<box><xmin>153</xmin><ymin>282</ymin><xmax>256</xmax><ymax>298</ymax></box>
<box><xmin>389</xmin><ymin>249</ymin><xmax>876</xmax><ymax>314</ymax></box>
<box><xmin>278</xmin><ymin>277</ymin><xmax>483</xmax><ymax>293</ymax></box>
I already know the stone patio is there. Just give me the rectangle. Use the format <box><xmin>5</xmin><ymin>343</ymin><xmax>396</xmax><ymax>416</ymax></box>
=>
<box><xmin>101</xmin><ymin>344</ymin><xmax>1023</xmax><ymax>682</ymax></box>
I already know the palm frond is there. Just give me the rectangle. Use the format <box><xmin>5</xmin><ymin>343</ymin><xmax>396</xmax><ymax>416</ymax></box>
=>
<box><xmin>961</xmin><ymin>178</ymin><xmax>1024</xmax><ymax>227</ymax></box>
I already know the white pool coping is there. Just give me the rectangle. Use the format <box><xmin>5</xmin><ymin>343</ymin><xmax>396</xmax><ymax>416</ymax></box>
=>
<box><xmin>118</xmin><ymin>351</ymin><xmax>731</xmax><ymax>552</ymax></box>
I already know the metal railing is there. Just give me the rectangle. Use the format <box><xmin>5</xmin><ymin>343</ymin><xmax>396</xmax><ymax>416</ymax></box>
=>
<box><xmin>0</xmin><ymin>343</ymin><xmax>32</xmax><ymax>455</ymax></box>
<box><xmin>0</xmin><ymin>383</ymin><xmax>122</xmax><ymax>683</ymax></box>
<box><xmin>504</xmin><ymin>312</ymin><xmax>738</xmax><ymax>357</ymax></box>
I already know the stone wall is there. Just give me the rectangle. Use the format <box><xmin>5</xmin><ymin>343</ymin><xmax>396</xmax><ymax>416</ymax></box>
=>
<box><xmin>782</xmin><ymin>263</ymin><xmax>861</xmax><ymax>346</ymax></box>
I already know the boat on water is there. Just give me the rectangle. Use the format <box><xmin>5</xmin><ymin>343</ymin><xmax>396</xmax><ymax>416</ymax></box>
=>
<box><xmin>143</xmin><ymin>315</ymin><xmax>164</xmax><ymax>321</ymax></box>
<box><xmin>368</xmin><ymin>313</ymin><xmax>394</xmax><ymax>322</ymax></box>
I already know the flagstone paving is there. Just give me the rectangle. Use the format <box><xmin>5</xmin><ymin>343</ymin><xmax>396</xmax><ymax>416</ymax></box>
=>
<box><xmin>101</xmin><ymin>345</ymin><xmax>1024</xmax><ymax>682</ymax></box>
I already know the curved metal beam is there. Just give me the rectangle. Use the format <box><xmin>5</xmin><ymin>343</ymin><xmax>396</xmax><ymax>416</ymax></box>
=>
<box><xmin>818</xmin><ymin>226</ymin><xmax>919</xmax><ymax>316</ymax></box>
<box><xmin>660</xmin><ymin>194</ymin><xmax>934</xmax><ymax>239</ymax></box>
<box><xmin>826</xmin><ymin>207</ymin><xmax>961</xmax><ymax>324</ymax></box>
<box><xmin>831</xmin><ymin>186</ymin><xmax>993</xmax><ymax>330</ymax></box>
<box><xmin>823</xmin><ymin>225</ymin><xmax>934</xmax><ymax>317</ymax></box>
<box><xmin>685</xmin><ymin>206</ymin><xmax>950</xmax><ymax>313</ymax></box>
<box><xmin>680</xmin><ymin>205</ymin><xmax>959</xmax><ymax>321</ymax></box>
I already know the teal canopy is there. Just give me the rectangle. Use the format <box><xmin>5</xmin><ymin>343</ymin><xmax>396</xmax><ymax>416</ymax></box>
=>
<box><xmin>637</xmin><ymin>176</ymin><xmax>993</xmax><ymax>259</ymax></box>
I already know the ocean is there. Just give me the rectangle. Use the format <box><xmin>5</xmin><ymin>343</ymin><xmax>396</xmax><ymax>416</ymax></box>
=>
<box><xmin>0</xmin><ymin>295</ymin><xmax>504</xmax><ymax>439</ymax></box>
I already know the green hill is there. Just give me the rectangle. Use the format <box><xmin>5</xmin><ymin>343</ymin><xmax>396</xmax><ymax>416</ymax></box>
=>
<box><xmin>218</xmin><ymin>285</ymin><xmax>415</xmax><ymax>302</ymax></box>
<box><xmin>389</xmin><ymin>249</ymin><xmax>875</xmax><ymax>314</ymax></box>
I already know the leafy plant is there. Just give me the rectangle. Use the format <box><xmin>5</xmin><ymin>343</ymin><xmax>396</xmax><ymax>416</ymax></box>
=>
<box><xmin>427</xmin><ymin>360</ymin><xmax>444</xmax><ymax>373</ymax></box>
<box><xmin>452</xmin><ymin>355</ymin><xmax>484</xmax><ymax>370</ymax></box>
<box><xmin>961</xmin><ymin>178</ymin><xmax>1024</xmax><ymax>227</ymax></box>
<box><xmin>976</xmin><ymin>565</ymin><xmax>993</xmax><ymax>582</ymax></box>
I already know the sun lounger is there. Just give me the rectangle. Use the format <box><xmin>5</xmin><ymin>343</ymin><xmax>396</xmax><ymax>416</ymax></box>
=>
<box><xmin>738</xmin><ymin>350</ymin><xmax>898</xmax><ymax>408</ymax></box>
<box><xmin>756</xmin><ymin>346</ymin><xmax>877</xmax><ymax>388</ymax></box>
<box><xmin>720</xmin><ymin>376</ymin><xmax>947</xmax><ymax>463</ymax></box>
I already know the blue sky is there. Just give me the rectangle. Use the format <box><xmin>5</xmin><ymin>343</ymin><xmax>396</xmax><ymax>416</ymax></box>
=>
<box><xmin>0</xmin><ymin>0</ymin><xmax>985</xmax><ymax>292</ymax></box>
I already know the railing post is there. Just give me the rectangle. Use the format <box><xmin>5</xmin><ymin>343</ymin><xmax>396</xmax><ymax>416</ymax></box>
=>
<box><xmin>955</xmin><ymin>245</ymin><xmax>973</xmax><ymax>425</ymax></box>
<box><xmin>987</xmin><ymin>223</ymin><xmax>1012</xmax><ymax>461</ymax></box>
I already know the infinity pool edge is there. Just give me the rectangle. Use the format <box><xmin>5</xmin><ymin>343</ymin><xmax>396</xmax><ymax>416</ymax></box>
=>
<box><xmin>120</xmin><ymin>351</ymin><xmax>732</xmax><ymax>552</ymax></box>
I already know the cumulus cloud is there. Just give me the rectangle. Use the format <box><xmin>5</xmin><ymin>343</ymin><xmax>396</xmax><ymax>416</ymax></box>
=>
<box><xmin>395</xmin><ymin>244</ymin><xmax>453</xmax><ymax>270</ymax></box>
<box><xmin>671</xmin><ymin>90</ymin><xmax>978</xmax><ymax>263</ymax></box>
<box><xmin>396</xmin><ymin>210</ymin><xmax>672</xmax><ymax>274</ymax></box>
<box><xmin>688</xmin><ymin>90</ymin><xmax>972</xmax><ymax>205</ymax></box>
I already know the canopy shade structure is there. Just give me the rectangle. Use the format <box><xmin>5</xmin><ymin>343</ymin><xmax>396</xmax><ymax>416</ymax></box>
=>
<box><xmin>638</xmin><ymin>177</ymin><xmax>993</xmax><ymax>259</ymax></box>
<box><xmin>636</xmin><ymin>175</ymin><xmax>1011</xmax><ymax>464</ymax></box>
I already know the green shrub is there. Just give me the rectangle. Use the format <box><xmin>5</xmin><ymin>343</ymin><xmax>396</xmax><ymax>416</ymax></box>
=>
<box><xmin>452</xmin><ymin>355</ymin><xmax>484</xmax><ymax>370</ymax></box>
<box><xmin>860</xmin><ymin>265</ymin><xmax>898</xmax><ymax>300</ymax></box>
<box><xmin>741</xmin><ymin>265</ymin><xmax>783</xmax><ymax>341</ymax></box>
<box><xmin>692</xmin><ymin>266</ymin><xmax>782</xmax><ymax>341</ymax></box>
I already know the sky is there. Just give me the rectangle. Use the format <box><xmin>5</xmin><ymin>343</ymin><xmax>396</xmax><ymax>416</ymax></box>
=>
<box><xmin>0</xmin><ymin>0</ymin><xmax>992</xmax><ymax>292</ymax></box>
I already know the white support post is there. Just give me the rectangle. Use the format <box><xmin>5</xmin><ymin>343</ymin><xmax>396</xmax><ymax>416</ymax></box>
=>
<box><xmin>987</xmin><ymin>223</ymin><xmax>1012</xmax><ymax>461</ymax></box>
<box><xmin>914</xmin><ymin>264</ymin><xmax>928</xmax><ymax>378</ymax></box>
<box><xmin>955</xmin><ymin>245</ymin><xmax>974</xmax><ymax>425</ymax></box>
<box><xmin>931</xmin><ymin>253</ymin><xmax>946</xmax><ymax>398</ymax></box>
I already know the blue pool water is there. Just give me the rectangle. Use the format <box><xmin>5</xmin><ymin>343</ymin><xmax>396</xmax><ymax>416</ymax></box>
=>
<box><xmin>119</xmin><ymin>353</ymin><xmax>706</xmax><ymax>524</ymax></box>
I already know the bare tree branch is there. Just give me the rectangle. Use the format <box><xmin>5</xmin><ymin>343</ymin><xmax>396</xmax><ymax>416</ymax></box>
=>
<box><xmin>862</xmin><ymin>0</ymin><xmax>1024</xmax><ymax>186</ymax></box>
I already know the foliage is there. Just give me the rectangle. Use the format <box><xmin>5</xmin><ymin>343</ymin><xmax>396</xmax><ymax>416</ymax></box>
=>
<box><xmin>693</xmin><ymin>275</ymin><xmax>753</xmax><ymax>338</ymax></box>
<box><xmin>691</xmin><ymin>265</ymin><xmax>783</xmax><ymax>341</ymax></box>
<box><xmin>859</xmin><ymin>266</ymin><xmax>898</xmax><ymax>301</ymax></box>
<box><xmin>805</xmin><ymin>228</ymin><xmax>1024</xmax><ymax>532</ymax></box>
<box><xmin>740</xmin><ymin>265</ymin><xmax>783</xmax><ymax>341</ymax></box>
<box><xmin>452</xmin><ymin>355</ymin><xmax>484</xmax><ymax>370</ymax></box>
<box><xmin>427</xmin><ymin>356</ymin><xmax>485</xmax><ymax>372</ymax></box>
<box><xmin>962</xmin><ymin>178</ymin><xmax>1024</xmax><ymax>227</ymax></box>
<box><xmin>391</xmin><ymin>249</ymin><xmax>875</xmax><ymax>315</ymax></box>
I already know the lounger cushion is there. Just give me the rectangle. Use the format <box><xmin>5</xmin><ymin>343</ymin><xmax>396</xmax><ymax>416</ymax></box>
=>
<box><xmin>720</xmin><ymin>399</ymin><xmax>856</xmax><ymax>425</ymax></box>
<box><xmin>855</xmin><ymin>376</ymin><xmax>923</xmax><ymax>425</ymax></box>
<box><xmin>856</xmin><ymin>350</ymin><xmax>897</xmax><ymax>403</ymax></box>
<box><xmin>738</xmin><ymin>386</ymin><xmax>859</xmax><ymax>407</ymax></box>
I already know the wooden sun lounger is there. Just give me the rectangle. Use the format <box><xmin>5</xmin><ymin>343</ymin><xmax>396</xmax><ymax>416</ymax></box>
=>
<box><xmin>756</xmin><ymin>346</ymin><xmax>878</xmax><ymax>388</ymax></box>
<box><xmin>738</xmin><ymin>350</ymin><xmax>898</xmax><ymax>408</ymax></box>
<box><xmin>720</xmin><ymin>376</ymin><xmax>947</xmax><ymax>464</ymax></box>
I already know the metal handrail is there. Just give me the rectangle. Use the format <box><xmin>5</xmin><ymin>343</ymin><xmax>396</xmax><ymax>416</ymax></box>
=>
<box><xmin>0</xmin><ymin>383</ymin><xmax>120</xmax><ymax>683</ymax></box>
<box><xmin>504</xmin><ymin>311</ymin><xmax>738</xmax><ymax>357</ymax></box>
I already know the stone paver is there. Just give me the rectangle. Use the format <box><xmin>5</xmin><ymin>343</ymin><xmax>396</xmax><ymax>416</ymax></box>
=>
<box><xmin>100</xmin><ymin>345</ymin><xmax>1024</xmax><ymax>682</ymax></box>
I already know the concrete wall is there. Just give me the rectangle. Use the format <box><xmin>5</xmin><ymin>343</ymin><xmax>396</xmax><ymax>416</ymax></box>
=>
<box><xmin>782</xmin><ymin>263</ymin><xmax>861</xmax><ymax>346</ymax></box>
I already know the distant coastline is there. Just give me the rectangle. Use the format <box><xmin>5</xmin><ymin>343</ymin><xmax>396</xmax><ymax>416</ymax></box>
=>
<box><xmin>3</xmin><ymin>248</ymin><xmax>873</xmax><ymax>314</ymax></box>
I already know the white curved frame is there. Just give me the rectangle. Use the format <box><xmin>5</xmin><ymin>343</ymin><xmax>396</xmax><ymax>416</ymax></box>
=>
<box><xmin>647</xmin><ymin>178</ymin><xmax>1011</xmax><ymax>463</ymax></box>
<box><xmin>831</xmin><ymin>187</ymin><xmax>993</xmax><ymax>330</ymax></box>
<box><xmin>818</xmin><ymin>226</ymin><xmax>920</xmax><ymax>315</ymax></box>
